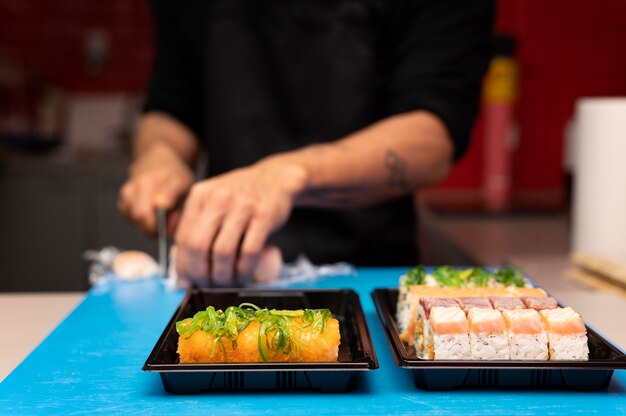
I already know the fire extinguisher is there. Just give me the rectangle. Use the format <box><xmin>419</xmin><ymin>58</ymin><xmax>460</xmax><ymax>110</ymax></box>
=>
<box><xmin>482</xmin><ymin>35</ymin><xmax>518</xmax><ymax>212</ymax></box>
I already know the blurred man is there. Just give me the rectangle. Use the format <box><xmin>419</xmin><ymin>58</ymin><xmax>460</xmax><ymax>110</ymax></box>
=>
<box><xmin>119</xmin><ymin>0</ymin><xmax>494</xmax><ymax>286</ymax></box>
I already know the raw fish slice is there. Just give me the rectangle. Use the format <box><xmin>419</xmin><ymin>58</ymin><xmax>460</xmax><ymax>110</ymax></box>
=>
<box><xmin>490</xmin><ymin>296</ymin><xmax>524</xmax><ymax>311</ymax></box>
<box><xmin>521</xmin><ymin>296</ymin><xmax>558</xmax><ymax>311</ymax></box>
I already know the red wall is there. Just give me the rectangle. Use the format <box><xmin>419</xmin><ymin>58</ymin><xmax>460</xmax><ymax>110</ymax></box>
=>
<box><xmin>3</xmin><ymin>0</ymin><xmax>626</xmax><ymax>209</ymax></box>
<box><xmin>0</xmin><ymin>0</ymin><xmax>152</xmax><ymax>92</ymax></box>
<box><xmin>434</xmin><ymin>0</ymin><xmax>626</xmax><ymax>209</ymax></box>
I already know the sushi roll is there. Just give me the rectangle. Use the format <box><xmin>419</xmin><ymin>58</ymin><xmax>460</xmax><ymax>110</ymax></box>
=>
<box><xmin>521</xmin><ymin>296</ymin><xmax>558</xmax><ymax>311</ymax></box>
<box><xmin>396</xmin><ymin>266</ymin><xmax>432</xmax><ymax>326</ymax></box>
<box><xmin>425</xmin><ymin>306</ymin><xmax>471</xmax><ymax>360</ymax></box>
<box><xmin>456</xmin><ymin>297</ymin><xmax>493</xmax><ymax>314</ymax></box>
<box><xmin>467</xmin><ymin>308</ymin><xmax>509</xmax><ymax>360</ymax></box>
<box><xmin>502</xmin><ymin>309</ymin><xmax>549</xmax><ymax>360</ymax></box>
<box><xmin>415</xmin><ymin>297</ymin><xmax>459</xmax><ymax>357</ymax></box>
<box><xmin>490</xmin><ymin>296</ymin><xmax>525</xmax><ymax>311</ymax></box>
<box><xmin>177</xmin><ymin>304</ymin><xmax>340</xmax><ymax>363</ymax></box>
<box><xmin>399</xmin><ymin>286</ymin><xmax>449</xmax><ymax>345</ymax></box>
<box><xmin>540</xmin><ymin>307</ymin><xmax>589</xmax><ymax>361</ymax></box>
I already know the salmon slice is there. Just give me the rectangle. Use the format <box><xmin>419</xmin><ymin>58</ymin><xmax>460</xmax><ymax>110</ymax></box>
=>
<box><xmin>502</xmin><ymin>309</ymin><xmax>543</xmax><ymax>334</ymax></box>
<box><xmin>430</xmin><ymin>306</ymin><xmax>469</xmax><ymax>335</ymax></box>
<box><xmin>468</xmin><ymin>308</ymin><xmax>506</xmax><ymax>334</ymax></box>
<box><xmin>420</xmin><ymin>297</ymin><xmax>459</xmax><ymax>319</ymax></box>
<box><xmin>402</xmin><ymin>287</ymin><xmax>453</xmax><ymax>343</ymax></box>
<box><xmin>540</xmin><ymin>307</ymin><xmax>586</xmax><ymax>335</ymax></box>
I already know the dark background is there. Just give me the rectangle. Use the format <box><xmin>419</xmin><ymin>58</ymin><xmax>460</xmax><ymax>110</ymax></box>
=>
<box><xmin>1</xmin><ymin>0</ymin><xmax>625</xmax><ymax>290</ymax></box>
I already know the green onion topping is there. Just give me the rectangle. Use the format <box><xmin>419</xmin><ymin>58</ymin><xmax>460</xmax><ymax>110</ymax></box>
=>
<box><xmin>176</xmin><ymin>303</ymin><xmax>332</xmax><ymax>362</ymax></box>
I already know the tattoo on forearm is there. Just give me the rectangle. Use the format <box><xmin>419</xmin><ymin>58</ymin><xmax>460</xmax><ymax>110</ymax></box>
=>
<box><xmin>384</xmin><ymin>149</ymin><xmax>409</xmax><ymax>190</ymax></box>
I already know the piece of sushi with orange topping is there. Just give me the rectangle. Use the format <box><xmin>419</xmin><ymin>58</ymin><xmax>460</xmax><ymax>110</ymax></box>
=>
<box><xmin>468</xmin><ymin>308</ymin><xmax>509</xmax><ymax>360</ymax></box>
<box><xmin>176</xmin><ymin>303</ymin><xmax>340</xmax><ymax>363</ymax></box>
<box><xmin>503</xmin><ymin>309</ymin><xmax>549</xmax><ymax>360</ymax></box>
<box><xmin>425</xmin><ymin>306</ymin><xmax>471</xmax><ymax>360</ymax></box>
<box><xmin>540</xmin><ymin>307</ymin><xmax>589</xmax><ymax>361</ymax></box>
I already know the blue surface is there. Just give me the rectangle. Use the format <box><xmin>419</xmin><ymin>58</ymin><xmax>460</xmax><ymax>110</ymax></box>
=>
<box><xmin>1</xmin><ymin>268</ymin><xmax>626</xmax><ymax>415</ymax></box>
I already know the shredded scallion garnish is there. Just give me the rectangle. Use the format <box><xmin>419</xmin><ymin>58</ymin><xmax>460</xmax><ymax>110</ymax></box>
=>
<box><xmin>176</xmin><ymin>303</ymin><xmax>332</xmax><ymax>362</ymax></box>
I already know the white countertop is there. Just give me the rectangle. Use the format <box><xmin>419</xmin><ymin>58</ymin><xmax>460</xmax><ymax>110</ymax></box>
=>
<box><xmin>0</xmin><ymin>293</ymin><xmax>84</xmax><ymax>381</ymax></box>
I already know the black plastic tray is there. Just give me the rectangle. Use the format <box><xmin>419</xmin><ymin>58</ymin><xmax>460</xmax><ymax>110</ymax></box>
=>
<box><xmin>144</xmin><ymin>289</ymin><xmax>378</xmax><ymax>393</ymax></box>
<box><xmin>372</xmin><ymin>288</ymin><xmax>626</xmax><ymax>390</ymax></box>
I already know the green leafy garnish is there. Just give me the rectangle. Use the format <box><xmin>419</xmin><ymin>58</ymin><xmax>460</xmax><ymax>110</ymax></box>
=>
<box><xmin>404</xmin><ymin>265</ymin><xmax>426</xmax><ymax>286</ymax></box>
<box><xmin>432</xmin><ymin>266</ymin><xmax>464</xmax><ymax>287</ymax></box>
<box><xmin>468</xmin><ymin>267</ymin><xmax>490</xmax><ymax>287</ymax></box>
<box><xmin>494</xmin><ymin>267</ymin><xmax>525</xmax><ymax>287</ymax></box>
<box><xmin>176</xmin><ymin>303</ymin><xmax>332</xmax><ymax>362</ymax></box>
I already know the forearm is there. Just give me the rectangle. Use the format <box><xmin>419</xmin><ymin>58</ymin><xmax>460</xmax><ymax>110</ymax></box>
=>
<box><xmin>272</xmin><ymin>110</ymin><xmax>454</xmax><ymax>208</ymax></box>
<box><xmin>133</xmin><ymin>111</ymin><xmax>201</xmax><ymax>167</ymax></box>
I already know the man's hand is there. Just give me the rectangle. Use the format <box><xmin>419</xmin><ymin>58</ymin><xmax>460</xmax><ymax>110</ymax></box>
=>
<box><xmin>118</xmin><ymin>142</ymin><xmax>194</xmax><ymax>236</ymax></box>
<box><xmin>174</xmin><ymin>156</ymin><xmax>307</xmax><ymax>286</ymax></box>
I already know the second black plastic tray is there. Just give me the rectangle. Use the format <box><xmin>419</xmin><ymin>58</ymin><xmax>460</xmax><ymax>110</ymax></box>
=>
<box><xmin>144</xmin><ymin>289</ymin><xmax>378</xmax><ymax>393</ymax></box>
<box><xmin>372</xmin><ymin>288</ymin><xmax>626</xmax><ymax>390</ymax></box>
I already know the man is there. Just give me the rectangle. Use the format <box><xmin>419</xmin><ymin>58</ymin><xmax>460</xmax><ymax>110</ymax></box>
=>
<box><xmin>119</xmin><ymin>0</ymin><xmax>494</xmax><ymax>286</ymax></box>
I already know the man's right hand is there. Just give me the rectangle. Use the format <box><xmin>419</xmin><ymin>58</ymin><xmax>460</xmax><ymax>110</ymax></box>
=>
<box><xmin>118</xmin><ymin>142</ymin><xmax>194</xmax><ymax>236</ymax></box>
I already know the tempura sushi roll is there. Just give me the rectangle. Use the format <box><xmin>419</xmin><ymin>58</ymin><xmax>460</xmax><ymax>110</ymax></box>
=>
<box><xmin>502</xmin><ymin>309</ymin><xmax>548</xmax><ymax>360</ymax></box>
<box><xmin>490</xmin><ymin>296</ymin><xmax>525</xmax><ymax>311</ymax></box>
<box><xmin>467</xmin><ymin>308</ymin><xmax>509</xmax><ymax>360</ymax></box>
<box><xmin>415</xmin><ymin>297</ymin><xmax>459</xmax><ymax>357</ymax></box>
<box><xmin>540</xmin><ymin>307</ymin><xmax>589</xmax><ymax>361</ymax></box>
<box><xmin>521</xmin><ymin>296</ymin><xmax>557</xmax><ymax>311</ymax></box>
<box><xmin>425</xmin><ymin>306</ymin><xmax>470</xmax><ymax>360</ymax></box>
<box><xmin>456</xmin><ymin>297</ymin><xmax>493</xmax><ymax>314</ymax></box>
<box><xmin>176</xmin><ymin>304</ymin><xmax>340</xmax><ymax>363</ymax></box>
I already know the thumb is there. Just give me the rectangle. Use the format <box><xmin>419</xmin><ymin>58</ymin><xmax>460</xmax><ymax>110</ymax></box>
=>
<box><xmin>153</xmin><ymin>189</ymin><xmax>180</xmax><ymax>210</ymax></box>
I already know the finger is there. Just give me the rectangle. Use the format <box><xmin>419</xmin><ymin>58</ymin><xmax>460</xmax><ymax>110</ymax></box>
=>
<box><xmin>175</xmin><ymin>245</ymin><xmax>210</xmax><ymax>283</ymax></box>
<box><xmin>210</xmin><ymin>203</ymin><xmax>254</xmax><ymax>286</ymax></box>
<box><xmin>166</xmin><ymin>208</ymin><xmax>182</xmax><ymax>237</ymax></box>
<box><xmin>153</xmin><ymin>189</ymin><xmax>180</xmax><ymax>211</ymax></box>
<box><xmin>153</xmin><ymin>174</ymin><xmax>187</xmax><ymax>210</ymax></box>
<box><xmin>236</xmin><ymin>216</ymin><xmax>272</xmax><ymax>280</ymax></box>
<box><xmin>174</xmin><ymin>185</ymin><xmax>215</xmax><ymax>282</ymax></box>
<box><xmin>252</xmin><ymin>245</ymin><xmax>283</xmax><ymax>283</ymax></box>
<box><xmin>133</xmin><ymin>182</ymin><xmax>158</xmax><ymax>236</ymax></box>
<box><xmin>174</xmin><ymin>185</ymin><xmax>205</xmax><ymax>249</ymax></box>
<box><xmin>118</xmin><ymin>181</ymin><xmax>135</xmax><ymax>220</ymax></box>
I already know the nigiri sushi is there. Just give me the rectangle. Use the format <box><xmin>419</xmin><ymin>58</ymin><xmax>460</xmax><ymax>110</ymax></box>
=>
<box><xmin>540</xmin><ymin>307</ymin><xmax>589</xmax><ymax>361</ymax></box>
<box><xmin>468</xmin><ymin>308</ymin><xmax>509</xmax><ymax>360</ymax></box>
<box><xmin>502</xmin><ymin>309</ymin><xmax>548</xmax><ymax>360</ymax></box>
<box><xmin>425</xmin><ymin>306</ymin><xmax>470</xmax><ymax>360</ymax></box>
<box><xmin>415</xmin><ymin>297</ymin><xmax>459</xmax><ymax>357</ymax></box>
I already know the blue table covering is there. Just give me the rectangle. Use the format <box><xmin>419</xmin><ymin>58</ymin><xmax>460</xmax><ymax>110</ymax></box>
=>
<box><xmin>1</xmin><ymin>268</ymin><xmax>625</xmax><ymax>415</ymax></box>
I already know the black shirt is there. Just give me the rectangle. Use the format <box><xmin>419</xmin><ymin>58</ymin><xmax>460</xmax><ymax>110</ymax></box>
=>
<box><xmin>144</xmin><ymin>0</ymin><xmax>493</xmax><ymax>266</ymax></box>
